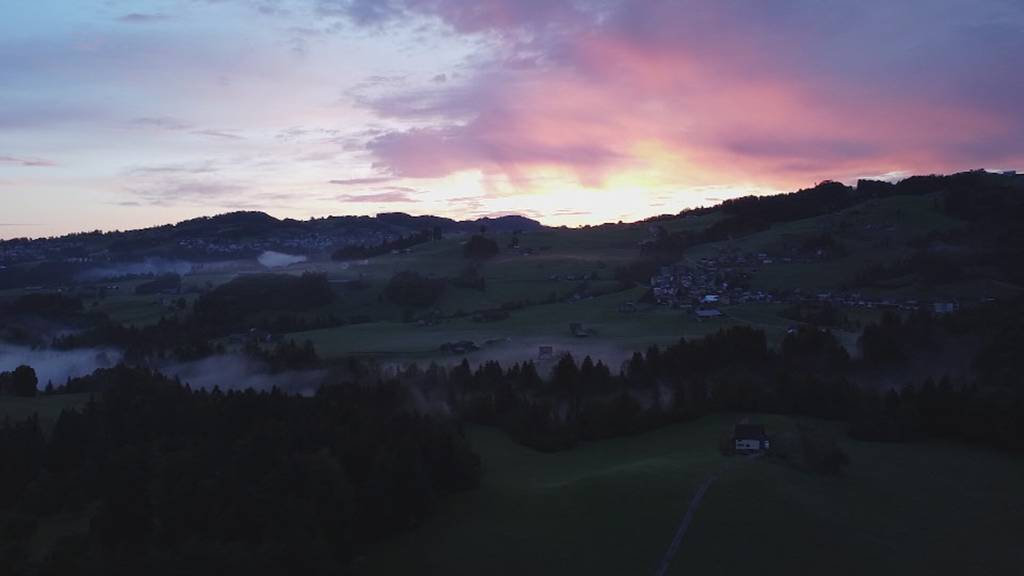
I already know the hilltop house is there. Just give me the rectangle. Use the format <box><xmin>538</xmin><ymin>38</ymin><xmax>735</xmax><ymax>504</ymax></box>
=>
<box><xmin>733</xmin><ymin>423</ymin><xmax>770</xmax><ymax>453</ymax></box>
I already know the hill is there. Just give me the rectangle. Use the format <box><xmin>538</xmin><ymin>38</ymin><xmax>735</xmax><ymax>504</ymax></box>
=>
<box><xmin>1</xmin><ymin>170</ymin><xmax>1021</xmax><ymax>364</ymax></box>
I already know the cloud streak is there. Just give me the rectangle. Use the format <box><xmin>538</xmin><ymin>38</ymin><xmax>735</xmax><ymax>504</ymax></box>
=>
<box><xmin>0</xmin><ymin>155</ymin><xmax>57</xmax><ymax>167</ymax></box>
<box><xmin>336</xmin><ymin>187</ymin><xmax>420</xmax><ymax>203</ymax></box>
<box><xmin>116</xmin><ymin>13</ymin><xmax>171</xmax><ymax>24</ymax></box>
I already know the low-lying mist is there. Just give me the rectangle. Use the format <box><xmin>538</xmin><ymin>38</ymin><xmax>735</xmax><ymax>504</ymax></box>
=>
<box><xmin>163</xmin><ymin>354</ymin><xmax>326</xmax><ymax>396</ymax></box>
<box><xmin>77</xmin><ymin>258</ymin><xmax>195</xmax><ymax>281</ymax></box>
<box><xmin>0</xmin><ymin>344</ymin><xmax>122</xmax><ymax>386</ymax></box>
<box><xmin>0</xmin><ymin>342</ymin><xmax>326</xmax><ymax>395</ymax></box>
<box><xmin>258</xmin><ymin>251</ymin><xmax>307</xmax><ymax>269</ymax></box>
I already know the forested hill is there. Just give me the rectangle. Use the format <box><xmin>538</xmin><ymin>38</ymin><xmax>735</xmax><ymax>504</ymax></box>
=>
<box><xmin>0</xmin><ymin>211</ymin><xmax>543</xmax><ymax>263</ymax></box>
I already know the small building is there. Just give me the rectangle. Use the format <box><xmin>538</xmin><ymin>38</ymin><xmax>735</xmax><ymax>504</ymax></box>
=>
<box><xmin>733</xmin><ymin>424</ymin><xmax>769</xmax><ymax>453</ymax></box>
<box><xmin>538</xmin><ymin>345</ymin><xmax>554</xmax><ymax>359</ymax></box>
<box><xmin>933</xmin><ymin>301</ymin><xmax>959</xmax><ymax>315</ymax></box>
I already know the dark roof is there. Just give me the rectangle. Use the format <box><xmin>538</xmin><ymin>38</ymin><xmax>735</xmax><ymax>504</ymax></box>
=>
<box><xmin>733</xmin><ymin>424</ymin><xmax>767</xmax><ymax>439</ymax></box>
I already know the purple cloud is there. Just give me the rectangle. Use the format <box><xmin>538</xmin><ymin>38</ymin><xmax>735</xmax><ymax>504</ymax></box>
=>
<box><xmin>341</xmin><ymin>0</ymin><xmax>1024</xmax><ymax>186</ymax></box>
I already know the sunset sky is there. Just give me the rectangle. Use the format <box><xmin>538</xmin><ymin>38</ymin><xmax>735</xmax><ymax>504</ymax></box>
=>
<box><xmin>2</xmin><ymin>0</ymin><xmax>1022</xmax><ymax>238</ymax></box>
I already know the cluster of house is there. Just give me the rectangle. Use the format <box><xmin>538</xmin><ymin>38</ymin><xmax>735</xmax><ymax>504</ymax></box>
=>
<box><xmin>650</xmin><ymin>257</ymin><xmax>964</xmax><ymax>320</ymax></box>
<box><xmin>0</xmin><ymin>237</ymin><xmax>92</xmax><ymax>265</ymax></box>
<box><xmin>175</xmin><ymin>232</ymin><xmax>338</xmax><ymax>256</ymax></box>
<box><xmin>1</xmin><ymin>224</ymin><xmax>426</xmax><ymax>267</ymax></box>
<box><xmin>797</xmin><ymin>291</ymin><xmax>962</xmax><ymax>315</ymax></box>
<box><xmin>649</xmin><ymin>259</ymin><xmax>767</xmax><ymax>319</ymax></box>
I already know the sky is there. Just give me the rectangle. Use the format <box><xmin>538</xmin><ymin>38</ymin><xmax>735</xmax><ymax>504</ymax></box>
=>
<box><xmin>1</xmin><ymin>0</ymin><xmax>1022</xmax><ymax>238</ymax></box>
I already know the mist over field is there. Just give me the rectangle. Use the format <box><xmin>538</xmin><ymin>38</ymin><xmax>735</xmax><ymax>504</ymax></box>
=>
<box><xmin>0</xmin><ymin>344</ymin><xmax>121</xmax><ymax>387</ymax></box>
<box><xmin>78</xmin><ymin>258</ymin><xmax>195</xmax><ymax>281</ymax></box>
<box><xmin>258</xmin><ymin>251</ymin><xmax>307</xmax><ymax>269</ymax></box>
<box><xmin>0</xmin><ymin>345</ymin><xmax>326</xmax><ymax>395</ymax></box>
<box><xmin>163</xmin><ymin>354</ymin><xmax>326</xmax><ymax>396</ymax></box>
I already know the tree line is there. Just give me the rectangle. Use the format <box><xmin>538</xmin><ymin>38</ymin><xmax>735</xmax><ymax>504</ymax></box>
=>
<box><xmin>0</xmin><ymin>365</ymin><xmax>479</xmax><ymax>575</ymax></box>
<box><xmin>400</xmin><ymin>308</ymin><xmax>1023</xmax><ymax>453</ymax></box>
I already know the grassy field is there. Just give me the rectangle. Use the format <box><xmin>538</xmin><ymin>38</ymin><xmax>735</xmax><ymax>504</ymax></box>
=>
<box><xmin>289</xmin><ymin>290</ymin><xmax>795</xmax><ymax>366</ymax></box>
<box><xmin>686</xmin><ymin>432</ymin><xmax>1024</xmax><ymax>575</ymax></box>
<box><xmin>359</xmin><ymin>414</ymin><xmax>1024</xmax><ymax>576</ymax></box>
<box><xmin>229</xmin><ymin>211</ymin><xmax>719</xmax><ymax>324</ymax></box>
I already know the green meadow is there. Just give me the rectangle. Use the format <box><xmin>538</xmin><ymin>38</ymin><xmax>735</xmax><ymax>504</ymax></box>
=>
<box><xmin>289</xmin><ymin>290</ymin><xmax>795</xmax><ymax>365</ymax></box>
<box><xmin>360</xmin><ymin>414</ymin><xmax>1024</xmax><ymax>576</ymax></box>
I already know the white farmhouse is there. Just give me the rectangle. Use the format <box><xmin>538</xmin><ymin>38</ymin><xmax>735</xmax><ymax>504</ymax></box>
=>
<box><xmin>733</xmin><ymin>424</ymin><xmax>770</xmax><ymax>453</ymax></box>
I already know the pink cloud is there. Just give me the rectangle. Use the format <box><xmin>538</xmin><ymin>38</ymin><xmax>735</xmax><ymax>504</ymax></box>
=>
<box><xmin>357</xmin><ymin>0</ymin><xmax>1024</xmax><ymax>190</ymax></box>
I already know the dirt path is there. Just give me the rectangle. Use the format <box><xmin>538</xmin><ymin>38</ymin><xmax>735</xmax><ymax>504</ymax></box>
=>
<box><xmin>652</xmin><ymin>474</ymin><xmax>717</xmax><ymax>576</ymax></box>
<box><xmin>653</xmin><ymin>454</ymin><xmax>760</xmax><ymax>576</ymax></box>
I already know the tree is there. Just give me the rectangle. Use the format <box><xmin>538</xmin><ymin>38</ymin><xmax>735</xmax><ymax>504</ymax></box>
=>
<box><xmin>858</xmin><ymin>311</ymin><xmax>907</xmax><ymax>366</ymax></box>
<box><xmin>11</xmin><ymin>365</ymin><xmax>38</xmax><ymax>397</ymax></box>
<box><xmin>551</xmin><ymin>354</ymin><xmax>582</xmax><ymax>422</ymax></box>
<box><xmin>463</xmin><ymin>235</ymin><xmax>499</xmax><ymax>259</ymax></box>
<box><xmin>384</xmin><ymin>271</ymin><xmax>445</xmax><ymax>308</ymax></box>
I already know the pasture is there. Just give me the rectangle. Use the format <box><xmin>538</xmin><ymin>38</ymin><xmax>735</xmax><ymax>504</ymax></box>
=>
<box><xmin>360</xmin><ymin>414</ymin><xmax>1024</xmax><ymax>576</ymax></box>
<box><xmin>289</xmin><ymin>290</ymin><xmax>796</xmax><ymax>366</ymax></box>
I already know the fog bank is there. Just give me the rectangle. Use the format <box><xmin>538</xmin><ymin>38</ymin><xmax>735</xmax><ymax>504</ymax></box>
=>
<box><xmin>0</xmin><ymin>344</ymin><xmax>122</xmax><ymax>387</ymax></box>
<box><xmin>258</xmin><ymin>251</ymin><xmax>307</xmax><ymax>269</ymax></box>
<box><xmin>164</xmin><ymin>354</ymin><xmax>326</xmax><ymax>396</ymax></box>
<box><xmin>78</xmin><ymin>258</ymin><xmax>194</xmax><ymax>281</ymax></box>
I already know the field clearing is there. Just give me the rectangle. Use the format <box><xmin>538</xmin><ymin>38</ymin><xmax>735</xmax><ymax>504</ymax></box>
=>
<box><xmin>684</xmin><ymin>432</ymin><xmax>1024</xmax><ymax>574</ymax></box>
<box><xmin>85</xmin><ymin>291</ymin><xmax>197</xmax><ymax>327</ymax></box>
<box><xmin>360</xmin><ymin>414</ymin><xmax>1024</xmax><ymax>576</ymax></box>
<box><xmin>291</xmin><ymin>291</ymin><xmax>791</xmax><ymax>366</ymax></box>
<box><xmin>233</xmin><ymin>213</ymin><xmax>721</xmax><ymax>323</ymax></box>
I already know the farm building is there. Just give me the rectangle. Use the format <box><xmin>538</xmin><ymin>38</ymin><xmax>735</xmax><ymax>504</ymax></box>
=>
<box><xmin>733</xmin><ymin>423</ymin><xmax>770</xmax><ymax>453</ymax></box>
